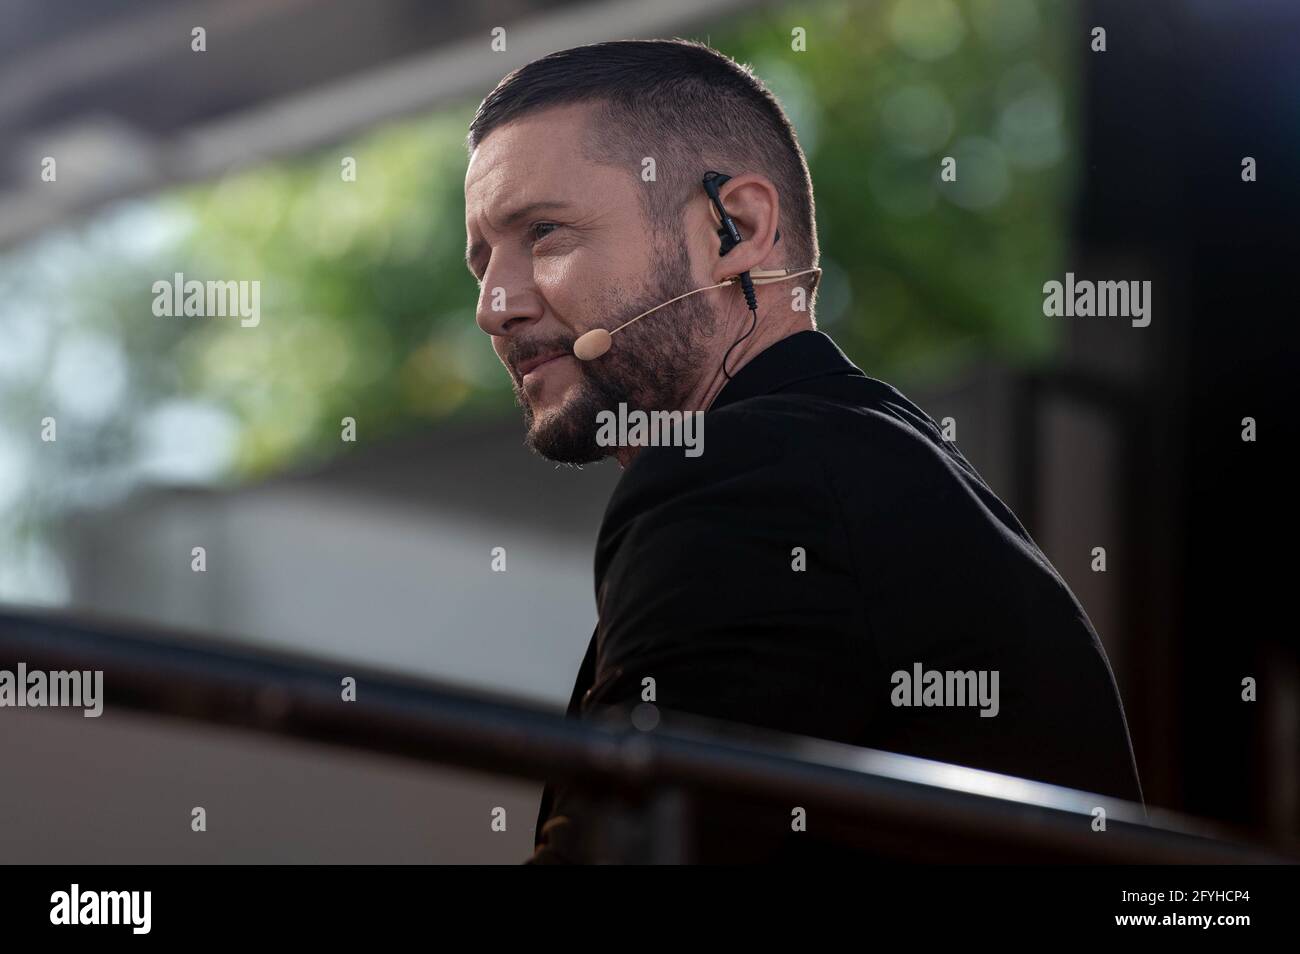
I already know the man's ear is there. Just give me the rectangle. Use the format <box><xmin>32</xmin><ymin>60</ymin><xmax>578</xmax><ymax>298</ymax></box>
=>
<box><xmin>705</xmin><ymin>173</ymin><xmax>781</xmax><ymax>284</ymax></box>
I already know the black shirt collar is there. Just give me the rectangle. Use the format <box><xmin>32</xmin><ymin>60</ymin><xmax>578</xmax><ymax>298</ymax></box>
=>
<box><xmin>709</xmin><ymin>330</ymin><xmax>866</xmax><ymax>412</ymax></box>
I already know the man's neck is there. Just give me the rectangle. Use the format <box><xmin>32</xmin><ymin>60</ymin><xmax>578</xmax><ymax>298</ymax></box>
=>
<box><xmin>686</xmin><ymin>318</ymin><xmax>812</xmax><ymax>415</ymax></box>
<box><xmin>612</xmin><ymin>309</ymin><xmax>814</xmax><ymax>469</ymax></box>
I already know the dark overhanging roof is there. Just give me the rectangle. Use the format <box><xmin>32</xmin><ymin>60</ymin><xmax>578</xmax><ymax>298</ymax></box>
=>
<box><xmin>0</xmin><ymin>0</ymin><xmax>751</xmax><ymax>248</ymax></box>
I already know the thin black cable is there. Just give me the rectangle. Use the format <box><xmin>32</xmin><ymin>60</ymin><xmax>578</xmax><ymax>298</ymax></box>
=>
<box><xmin>722</xmin><ymin>305</ymin><xmax>758</xmax><ymax>380</ymax></box>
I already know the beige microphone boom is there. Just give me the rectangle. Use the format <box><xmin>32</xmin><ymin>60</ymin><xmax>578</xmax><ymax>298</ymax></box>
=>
<box><xmin>571</xmin><ymin>267</ymin><xmax>821</xmax><ymax>362</ymax></box>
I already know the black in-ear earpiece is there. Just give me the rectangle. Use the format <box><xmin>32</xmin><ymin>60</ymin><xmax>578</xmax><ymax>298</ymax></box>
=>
<box><xmin>703</xmin><ymin>170</ymin><xmax>781</xmax><ymax>257</ymax></box>
<box><xmin>702</xmin><ymin>170</ymin><xmax>775</xmax><ymax>380</ymax></box>
<box><xmin>702</xmin><ymin>171</ymin><xmax>741</xmax><ymax>256</ymax></box>
<box><xmin>702</xmin><ymin>171</ymin><xmax>758</xmax><ymax>315</ymax></box>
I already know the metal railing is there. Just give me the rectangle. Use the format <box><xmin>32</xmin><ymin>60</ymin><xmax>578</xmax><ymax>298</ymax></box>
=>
<box><xmin>0</xmin><ymin>607</ymin><xmax>1291</xmax><ymax>863</ymax></box>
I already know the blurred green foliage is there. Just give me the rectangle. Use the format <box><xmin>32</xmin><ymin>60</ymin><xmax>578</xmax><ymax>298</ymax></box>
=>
<box><xmin>0</xmin><ymin>0</ymin><xmax>1076</xmax><ymax>554</ymax></box>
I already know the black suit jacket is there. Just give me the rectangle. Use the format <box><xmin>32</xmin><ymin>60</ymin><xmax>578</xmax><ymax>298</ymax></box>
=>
<box><xmin>527</xmin><ymin>330</ymin><xmax>1142</xmax><ymax>863</ymax></box>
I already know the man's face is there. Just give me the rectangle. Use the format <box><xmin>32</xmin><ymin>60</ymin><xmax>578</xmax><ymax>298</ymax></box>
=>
<box><xmin>465</xmin><ymin>103</ymin><xmax>714</xmax><ymax>464</ymax></box>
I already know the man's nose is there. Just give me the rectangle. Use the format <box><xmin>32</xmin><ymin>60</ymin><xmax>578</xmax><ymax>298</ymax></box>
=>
<box><xmin>475</xmin><ymin>274</ymin><xmax>543</xmax><ymax>338</ymax></box>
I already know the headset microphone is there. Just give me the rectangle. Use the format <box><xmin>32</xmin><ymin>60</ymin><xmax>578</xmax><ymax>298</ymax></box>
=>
<box><xmin>571</xmin><ymin>267</ymin><xmax>821</xmax><ymax>360</ymax></box>
<box><xmin>571</xmin><ymin>171</ymin><xmax>821</xmax><ymax>373</ymax></box>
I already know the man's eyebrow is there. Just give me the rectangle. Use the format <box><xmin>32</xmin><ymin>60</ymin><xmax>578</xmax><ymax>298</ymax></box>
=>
<box><xmin>465</xmin><ymin>199</ymin><xmax>577</xmax><ymax>277</ymax></box>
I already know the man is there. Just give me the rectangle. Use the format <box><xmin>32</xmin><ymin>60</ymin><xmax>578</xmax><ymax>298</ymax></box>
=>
<box><xmin>463</xmin><ymin>39</ymin><xmax>1142</xmax><ymax>863</ymax></box>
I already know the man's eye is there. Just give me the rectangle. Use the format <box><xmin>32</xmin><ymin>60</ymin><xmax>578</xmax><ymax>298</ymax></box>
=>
<box><xmin>529</xmin><ymin>222</ymin><xmax>560</xmax><ymax>242</ymax></box>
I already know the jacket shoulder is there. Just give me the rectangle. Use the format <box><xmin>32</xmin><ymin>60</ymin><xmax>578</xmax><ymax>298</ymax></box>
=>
<box><xmin>607</xmin><ymin>389</ymin><xmax>960</xmax><ymax>508</ymax></box>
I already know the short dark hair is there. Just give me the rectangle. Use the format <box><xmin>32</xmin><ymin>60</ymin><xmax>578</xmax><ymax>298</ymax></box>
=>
<box><xmin>467</xmin><ymin>38</ymin><xmax>818</xmax><ymax>283</ymax></box>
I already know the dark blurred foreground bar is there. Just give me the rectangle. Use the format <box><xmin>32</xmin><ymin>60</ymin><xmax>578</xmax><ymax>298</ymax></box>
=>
<box><xmin>0</xmin><ymin>608</ymin><xmax>1292</xmax><ymax>864</ymax></box>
